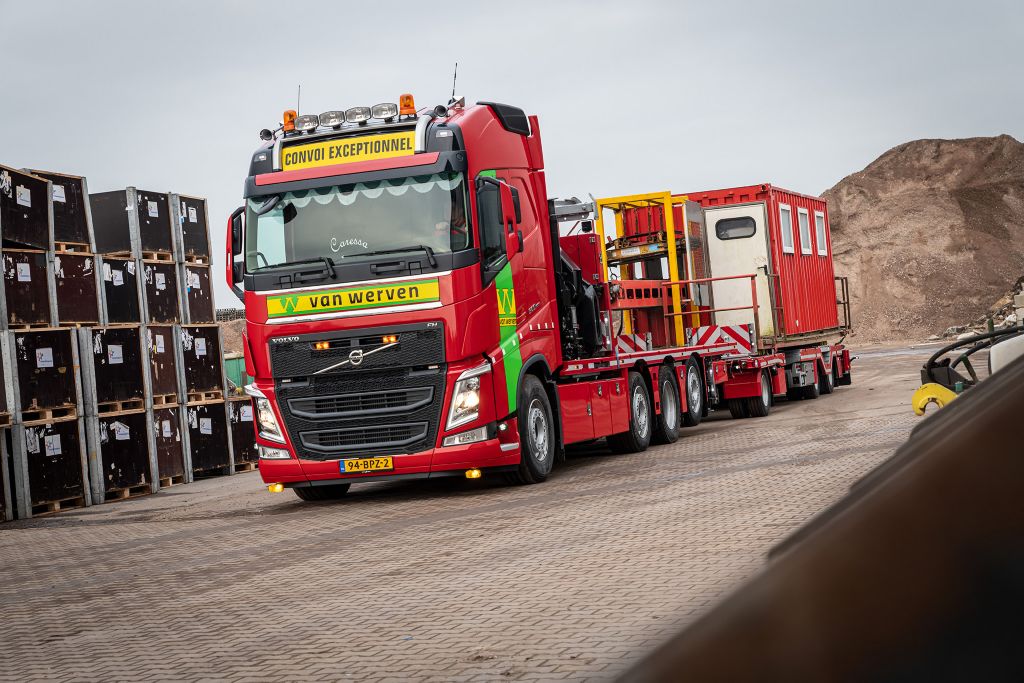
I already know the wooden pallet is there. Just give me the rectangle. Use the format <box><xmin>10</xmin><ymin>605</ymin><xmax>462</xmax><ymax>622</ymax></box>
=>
<box><xmin>192</xmin><ymin>465</ymin><xmax>230</xmax><ymax>478</ymax></box>
<box><xmin>97</xmin><ymin>398</ymin><xmax>145</xmax><ymax>415</ymax></box>
<box><xmin>234</xmin><ymin>460</ymin><xmax>259</xmax><ymax>473</ymax></box>
<box><xmin>54</xmin><ymin>241</ymin><xmax>92</xmax><ymax>253</ymax></box>
<box><xmin>141</xmin><ymin>251</ymin><xmax>174</xmax><ymax>262</ymax></box>
<box><xmin>31</xmin><ymin>495</ymin><xmax>86</xmax><ymax>517</ymax></box>
<box><xmin>105</xmin><ymin>483</ymin><xmax>151</xmax><ymax>502</ymax></box>
<box><xmin>187</xmin><ymin>390</ymin><xmax>223</xmax><ymax>404</ymax></box>
<box><xmin>8</xmin><ymin>322</ymin><xmax>53</xmax><ymax>331</ymax></box>
<box><xmin>22</xmin><ymin>405</ymin><xmax>77</xmax><ymax>424</ymax></box>
<box><xmin>158</xmin><ymin>474</ymin><xmax>186</xmax><ymax>489</ymax></box>
<box><xmin>57</xmin><ymin>320</ymin><xmax>101</xmax><ymax>328</ymax></box>
<box><xmin>152</xmin><ymin>393</ymin><xmax>179</xmax><ymax>407</ymax></box>
<box><xmin>0</xmin><ymin>413</ymin><xmax>10</xmax><ymax>428</ymax></box>
<box><xmin>183</xmin><ymin>254</ymin><xmax>211</xmax><ymax>266</ymax></box>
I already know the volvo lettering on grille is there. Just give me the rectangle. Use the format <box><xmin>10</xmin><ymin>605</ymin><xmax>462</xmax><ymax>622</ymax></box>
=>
<box><xmin>313</xmin><ymin>341</ymin><xmax>398</xmax><ymax>375</ymax></box>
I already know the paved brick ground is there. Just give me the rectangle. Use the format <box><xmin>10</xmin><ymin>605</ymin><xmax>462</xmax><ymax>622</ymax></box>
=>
<box><xmin>0</xmin><ymin>348</ymin><xmax>927</xmax><ymax>681</ymax></box>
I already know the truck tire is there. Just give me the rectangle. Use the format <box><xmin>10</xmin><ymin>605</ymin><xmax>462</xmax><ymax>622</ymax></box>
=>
<box><xmin>802</xmin><ymin>377</ymin><xmax>821</xmax><ymax>400</ymax></box>
<box><xmin>652</xmin><ymin>366</ymin><xmax>681</xmax><ymax>444</ymax></box>
<box><xmin>509</xmin><ymin>375</ymin><xmax>555</xmax><ymax>485</ymax></box>
<box><xmin>838</xmin><ymin>367</ymin><xmax>853</xmax><ymax>386</ymax></box>
<box><xmin>746</xmin><ymin>371</ymin><xmax>772</xmax><ymax>417</ymax></box>
<box><xmin>294</xmin><ymin>483</ymin><xmax>351</xmax><ymax>501</ymax></box>
<box><xmin>819</xmin><ymin>361</ymin><xmax>835</xmax><ymax>395</ymax></box>
<box><xmin>680</xmin><ymin>357</ymin><xmax>705</xmax><ymax>428</ymax></box>
<box><xmin>608</xmin><ymin>371</ymin><xmax>653</xmax><ymax>454</ymax></box>
<box><xmin>728</xmin><ymin>399</ymin><xmax>749</xmax><ymax>419</ymax></box>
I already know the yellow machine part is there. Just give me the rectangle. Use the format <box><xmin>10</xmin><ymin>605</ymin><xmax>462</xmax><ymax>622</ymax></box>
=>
<box><xmin>912</xmin><ymin>383</ymin><xmax>959</xmax><ymax>415</ymax></box>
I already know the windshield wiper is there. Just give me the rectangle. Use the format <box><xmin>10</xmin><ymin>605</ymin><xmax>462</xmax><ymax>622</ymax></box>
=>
<box><xmin>354</xmin><ymin>245</ymin><xmax>438</xmax><ymax>267</ymax></box>
<box><xmin>253</xmin><ymin>256</ymin><xmax>336</xmax><ymax>279</ymax></box>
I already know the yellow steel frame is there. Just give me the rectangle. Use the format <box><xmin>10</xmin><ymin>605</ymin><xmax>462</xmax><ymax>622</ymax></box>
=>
<box><xmin>594</xmin><ymin>191</ymin><xmax>687</xmax><ymax>346</ymax></box>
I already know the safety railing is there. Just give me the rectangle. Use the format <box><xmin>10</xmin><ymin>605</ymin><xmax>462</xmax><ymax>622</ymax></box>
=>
<box><xmin>835</xmin><ymin>276</ymin><xmax>852</xmax><ymax>331</ymax></box>
<box><xmin>658</xmin><ymin>274</ymin><xmax>761</xmax><ymax>347</ymax></box>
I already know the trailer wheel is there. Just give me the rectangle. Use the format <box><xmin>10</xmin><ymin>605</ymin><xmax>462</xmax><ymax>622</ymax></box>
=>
<box><xmin>801</xmin><ymin>377</ymin><xmax>821</xmax><ymax>400</ymax></box>
<box><xmin>838</xmin><ymin>366</ymin><xmax>853</xmax><ymax>386</ymax></box>
<box><xmin>746</xmin><ymin>372</ymin><xmax>772</xmax><ymax>417</ymax></box>
<box><xmin>680</xmin><ymin>357</ymin><xmax>704</xmax><ymax>428</ymax></box>
<box><xmin>293</xmin><ymin>483</ymin><xmax>351</xmax><ymax>501</ymax></box>
<box><xmin>509</xmin><ymin>375</ymin><xmax>555</xmax><ymax>485</ymax></box>
<box><xmin>608</xmin><ymin>371</ymin><xmax>653</xmax><ymax>454</ymax></box>
<box><xmin>819</xmin><ymin>361</ymin><xmax>835</xmax><ymax>395</ymax></box>
<box><xmin>728</xmin><ymin>400</ymin><xmax>749</xmax><ymax>419</ymax></box>
<box><xmin>652</xmin><ymin>367</ymin><xmax>681</xmax><ymax>444</ymax></box>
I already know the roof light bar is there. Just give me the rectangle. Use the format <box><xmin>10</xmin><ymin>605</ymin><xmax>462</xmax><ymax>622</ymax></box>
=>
<box><xmin>319</xmin><ymin>110</ymin><xmax>345</xmax><ymax>128</ymax></box>
<box><xmin>371</xmin><ymin>103</ymin><xmax>399</xmax><ymax>120</ymax></box>
<box><xmin>345</xmin><ymin>106</ymin><xmax>371</xmax><ymax>124</ymax></box>
<box><xmin>293</xmin><ymin>114</ymin><xmax>320</xmax><ymax>132</ymax></box>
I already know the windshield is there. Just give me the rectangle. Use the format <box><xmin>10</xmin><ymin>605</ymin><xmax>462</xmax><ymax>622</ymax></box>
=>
<box><xmin>245</xmin><ymin>171</ymin><xmax>471</xmax><ymax>272</ymax></box>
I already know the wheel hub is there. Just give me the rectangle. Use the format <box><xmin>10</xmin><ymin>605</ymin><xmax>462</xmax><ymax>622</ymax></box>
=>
<box><xmin>662</xmin><ymin>379</ymin><xmax>678</xmax><ymax>430</ymax></box>
<box><xmin>528</xmin><ymin>398</ymin><xmax>548</xmax><ymax>461</ymax></box>
<box><xmin>633</xmin><ymin>386</ymin><xmax>649</xmax><ymax>438</ymax></box>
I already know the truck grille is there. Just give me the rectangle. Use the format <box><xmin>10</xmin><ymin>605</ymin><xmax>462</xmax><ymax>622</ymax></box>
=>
<box><xmin>288</xmin><ymin>387</ymin><xmax>434</xmax><ymax>419</ymax></box>
<box><xmin>301</xmin><ymin>423</ymin><xmax>429</xmax><ymax>452</ymax></box>
<box><xmin>271</xmin><ymin>322</ymin><xmax>445</xmax><ymax>460</ymax></box>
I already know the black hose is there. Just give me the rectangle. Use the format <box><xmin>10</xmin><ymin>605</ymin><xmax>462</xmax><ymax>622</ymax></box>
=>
<box><xmin>924</xmin><ymin>326</ymin><xmax>1024</xmax><ymax>382</ymax></box>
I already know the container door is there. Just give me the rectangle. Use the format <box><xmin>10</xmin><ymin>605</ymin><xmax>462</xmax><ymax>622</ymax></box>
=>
<box><xmin>703</xmin><ymin>203</ymin><xmax>774</xmax><ymax>338</ymax></box>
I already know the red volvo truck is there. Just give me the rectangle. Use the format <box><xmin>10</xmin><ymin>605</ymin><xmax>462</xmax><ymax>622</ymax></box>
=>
<box><xmin>226</xmin><ymin>95</ymin><xmax>851</xmax><ymax>500</ymax></box>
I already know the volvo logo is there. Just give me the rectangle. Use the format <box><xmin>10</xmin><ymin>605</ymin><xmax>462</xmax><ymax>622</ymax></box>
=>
<box><xmin>312</xmin><ymin>340</ymin><xmax>399</xmax><ymax>375</ymax></box>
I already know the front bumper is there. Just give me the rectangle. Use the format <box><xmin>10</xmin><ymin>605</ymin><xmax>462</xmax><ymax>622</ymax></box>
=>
<box><xmin>258</xmin><ymin>436</ymin><xmax>521</xmax><ymax>485</ymax></box>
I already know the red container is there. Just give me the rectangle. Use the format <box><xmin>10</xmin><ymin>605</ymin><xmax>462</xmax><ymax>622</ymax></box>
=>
<box><xmin>682</xmin><ymin>184</ymin><xmax>840</xmax><ymax>342</ymax></box>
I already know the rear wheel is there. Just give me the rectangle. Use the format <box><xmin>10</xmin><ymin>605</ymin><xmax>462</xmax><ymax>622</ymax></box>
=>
<box><xmin>728</xmin><ymin>399</ymin><xmax>749</xmax><ymax>419</ymax></box>
<box><xmin>509</xmin><ymin>375</ymin><xmax>555</xmax><ymax>485</ymax></box>
<box><xmin>652</xmin><ymin>367</ymin><xmax>681</xmax><ymax>444</ymax></box>
<box><xmin>680</xmin><ymin>357</ymin><xmax>705</xmax><ymax>427</ymax></box>
<box><xmin>608</xmin><ymin>371</ymin><xmax>652</xmax><ymax>454</ymax></box>
<box><xmin>293</xmin><ymin>483</ymin><xmax>351</xmax><ymax>501</ymax></box>
<box><xmin>819</xmin><ymin>362</ymin><xmax>835</xmax><ymax>395</ymax></box>
<box><xmin>746</xmin><ymin>372</ymin><xmax>772</xmax><ymax>417</ymax></box>
<box><xmin>802</xmin><ymin>376</ymin><xmax>821</xmax><ymax>400</ymax></box>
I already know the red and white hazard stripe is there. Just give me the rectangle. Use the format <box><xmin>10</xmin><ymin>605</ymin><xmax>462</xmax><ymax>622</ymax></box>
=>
<box><xmin>686</xmin><ymin>324</ymin><xmax>755</xmax><ymax>353</ymax></box>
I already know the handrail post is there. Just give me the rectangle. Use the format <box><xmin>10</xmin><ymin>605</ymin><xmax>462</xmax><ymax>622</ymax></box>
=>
<box><xmin>750</xmin><ymin>275</ymin><xmax>760</xmax><ymax>348</ymax></box>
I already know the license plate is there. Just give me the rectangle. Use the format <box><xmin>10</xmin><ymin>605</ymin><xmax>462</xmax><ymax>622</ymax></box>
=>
<box><xmin>341</xmin><ymin>456</ymin><xmax>394</xmax><ymax>473</ymax></box>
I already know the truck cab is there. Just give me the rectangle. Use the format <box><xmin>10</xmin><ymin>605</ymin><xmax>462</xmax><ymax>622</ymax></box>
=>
<box><xmin>227</xmin><ymin>97</ymin><xmax>563</xmax><ymax>498</ymax></box>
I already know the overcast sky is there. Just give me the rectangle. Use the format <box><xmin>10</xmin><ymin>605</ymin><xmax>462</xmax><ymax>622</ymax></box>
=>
<box><xmin>2</xmin><ymin>0</ymin><xmax>1022</xmax><ymax>308</ymax></box>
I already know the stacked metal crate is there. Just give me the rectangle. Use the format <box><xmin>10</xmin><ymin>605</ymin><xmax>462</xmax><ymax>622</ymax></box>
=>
<box><xmin>0</xmin><ymin>164</ymin><xmax>91</xmax><ymax>518</ymax></box>
<box><xmin>0</xmin><ymin>173</ymin><xmax>255</xmax><ymax>520</ymax></box>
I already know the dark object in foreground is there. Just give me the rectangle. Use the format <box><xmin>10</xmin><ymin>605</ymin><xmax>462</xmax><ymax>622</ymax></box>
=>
<box><xmin>622</xmin><ymin>353</ymin><xmax>1024</xmax><ymax>682</ymax></box>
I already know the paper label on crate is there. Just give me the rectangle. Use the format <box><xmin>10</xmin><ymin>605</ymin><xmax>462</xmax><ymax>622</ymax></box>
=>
<box><xmin>16</xmin><ymin>185</ymin><xmax>31</xmax><ymax>207</ymax></box>
<box><xmin>195</xmin><ymin>337</ymin><xmax>207</xmax><ymax>357</ymax></box>
<box><xmin>155</xmin><ymin>272</ymin><xmax>166</xmax><ymax>291</ymax></box>
<box><xmin>161</xmin><ymin>419</ymin><xmax>172</xmax><ymax>438</ymax></box>
<box><xmin>44</xmin><ymin>434</ymin><xmax>62</xmax><ymax>456</ymax></box>
<box><xmin>103</xmin><ymin>262</ymin><xmax>112</xmax><ymax>281</ymax></box>
<box><xmin>155</xmin><ymin>334</ymin><xmax>165</xmax><ymax>353</ymax></box>
<box><xmin>188</xmin><ymin>270</ymin><xmax>201</xmax><ymax>291</ymax></box>
<box><xmin>107</xmin><ymin>344</ymin><xmax>123</xmax><ymax>365</ymax></box>
<box><xmin>36</xmin><ymin>347</ymin><xmax>54</xmax><ymax>368</ymax></box>
<box><xmin>112</xmin><ymin>421</ymin><xmax>130</xmax><ymax>441</ymax></box>
<box><xmin>16</xmin><ymin>263</ymin><xmax>31</xmax><ymax>282</ymax></box>
<box><xmin>52</xmin><ymin>184</ymin><xmax>66</xmax><ymax>203</ymax></box>
<box><xmin>126</xmin><ymin>261</ymin><xmax>136</xmax><ymax>275</ymax></box>
<box><xmin>147</xmin><ymin>200</ymin><xmax>158</xmax><ymax>218</ymax></box>
<box><xmin>200</xmin><ymin>417</ymin><xmax>212</xmax><ymax>435</ymax></box>
<box><xmin>240</xmin><ymin>405</ymin><xmax>253</xmax><ymax>422</ymax></box>
<box><xmin>188</xmin><ymin>206</ymin><xmax>198</xmax><ymax>223</ymax></box>
<box><xmin>26</xmin><ymin>429</ymin><xmax>40</xmax><ymax>454</ymax></box>
<box><xmin>112</xmin><ymin>269</ymin><xmax>124</xmax><ymax>286</ymax></box>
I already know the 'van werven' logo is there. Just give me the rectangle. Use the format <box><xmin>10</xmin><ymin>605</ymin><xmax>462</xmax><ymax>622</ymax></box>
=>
<box><xmin>266</xmin><ymin>279</ymin><xmax>440</xmax><ymax>318</ymax></box>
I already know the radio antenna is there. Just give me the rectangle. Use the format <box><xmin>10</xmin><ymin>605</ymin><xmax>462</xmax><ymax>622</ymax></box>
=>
<box><xmin>450</xmin><ymin>62</ymin><xmax>458</xmax><ymax>103</ymax></box>
<box><xmin>297</xmin><ymin>84</ymin><xmax>301</xmax><ymax>113</ymax></box>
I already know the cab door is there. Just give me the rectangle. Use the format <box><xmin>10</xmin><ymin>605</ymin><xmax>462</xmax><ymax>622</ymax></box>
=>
<box><xmin>703</xmin><ymin>203</ymin><xmax>775</xmax><ymax>338</ymax></box>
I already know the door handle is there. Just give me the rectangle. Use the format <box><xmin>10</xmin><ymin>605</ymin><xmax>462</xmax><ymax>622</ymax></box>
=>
<box><xmin>516</xmin><ymin>229</ymin><xmax>524</xmax><ymax>251</ymax></box>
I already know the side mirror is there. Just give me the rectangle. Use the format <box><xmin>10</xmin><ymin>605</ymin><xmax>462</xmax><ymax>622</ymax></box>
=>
<box><xmin>226</xmin><ymin>206</ymin><xmax>245</xmax><ymax>302</ymax></box>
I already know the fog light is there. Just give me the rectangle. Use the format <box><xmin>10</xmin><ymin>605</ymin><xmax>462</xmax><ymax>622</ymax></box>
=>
<box><xmin>319</xmin><ymin>110</ymin><xmax>345</xmax><ymax>128</ymax></box>
<box><xmin>443</xmin><ymin>425</ymin><xmax>490</xmax><ymax>447</ymax></box>
<box><xmin>345</xmin><ymin>106</ymin><xmax>371</xmax><ymax>123</ymax></box>
<box><xmin>268</xmin><ymin>483</ymin><xmax>284</xmax><ymax>493</ymax></box>
<box><xmin>465</xmin><ymin>469</ymin><xmax>482</xmax><ymax>479</ymax></box>
<box><xmin>293</xmin><ymin>114</ymin><xmax>319</xmax><ymax>132</ymax></box>
<box><xmin>372</xmin><ymin>103</ymin><xmax>399</xmax><ymax>120</ymax></box>
<box><xmin>259</xmin><ymin>445</ymin><xmax>291</xmax><ymax>459</ymax></box>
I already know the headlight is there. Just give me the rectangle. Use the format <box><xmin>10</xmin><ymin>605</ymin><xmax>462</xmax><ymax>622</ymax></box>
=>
<box><xmin>446</xmin><ymin>362</ymin><xmax>490</xmax><ymax>430</ymax></box>
<box><xmin>254</xmin><ymin>396</ymin><xmax>285</xmax><ymax>443</ymax></box>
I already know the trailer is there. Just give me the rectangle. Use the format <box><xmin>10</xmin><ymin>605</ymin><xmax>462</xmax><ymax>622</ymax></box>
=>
<box><xmin>227</xmin><ymin>95</ymin><xmax>853</xmax><ymax>500</ymax></box>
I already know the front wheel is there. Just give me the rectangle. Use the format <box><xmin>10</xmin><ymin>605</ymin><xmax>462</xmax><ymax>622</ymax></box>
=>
<box><xmin>293</xmin><ymin>483</ymin><xmax>351</xmax><ymax>501</ymax></box>
<box><xmin>608</xmin><ymin>371</ymin><xmax>652</xmax><ymax>454</ymax></box>
<box><xmin>652</xmin><ymin>366</ymin><xmax>681</xmax><ymax>444</ymax></box>
<box><xmin>509</xmin><ymin>375</ymin><xmax>555</xmax><ymax>485</ymax></box>
<box><xmin>680</xmin><ymin>357</ymin><xmax>705</xmax><ymax>427</ymax></box>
